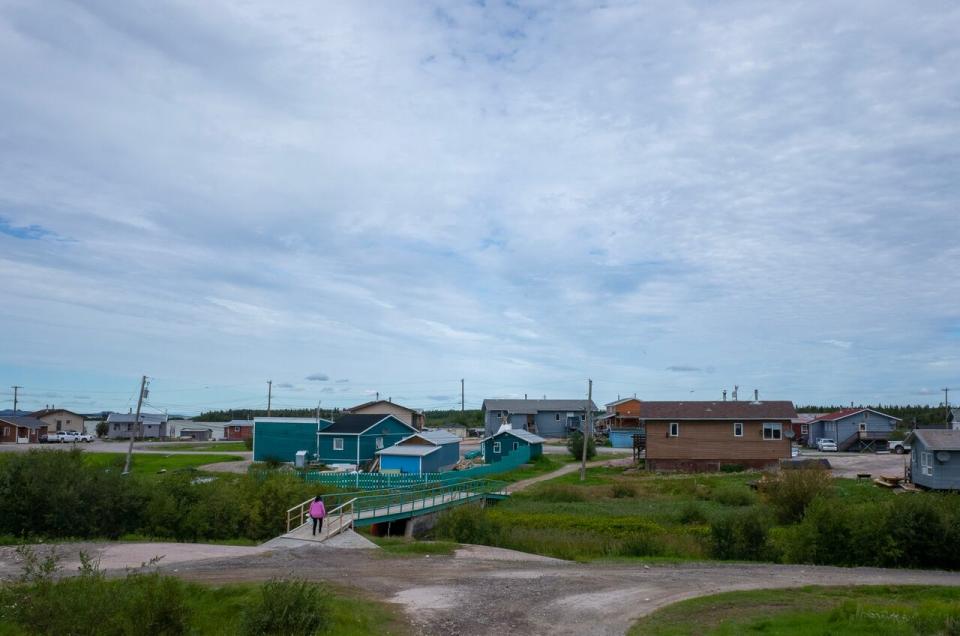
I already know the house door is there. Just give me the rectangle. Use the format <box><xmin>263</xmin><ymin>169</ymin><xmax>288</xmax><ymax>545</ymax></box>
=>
<box><xmin>16</xmin><ymin>428</ymin><xmax>29</xmax><ymax>444</ymax></box>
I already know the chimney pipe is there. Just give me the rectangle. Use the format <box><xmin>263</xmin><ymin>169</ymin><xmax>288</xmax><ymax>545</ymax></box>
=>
<box><xmin>733</xmin><ymin>385</ymin><xmax>738</xmax><ymax>401</ymax></box>
<box><xmin>722</xmin><ymin>390</ymin><xmax>727</xmax><ymax>401</ymax></box>
<box><xmin>524</xmin><ymin>394</ymin><xmax>527</xmax><ymax>400</ymax></box>
<box><xmin>754</xmin><ymin>389</ymin><xmax>759</xmax><ymax>401</ymax></box>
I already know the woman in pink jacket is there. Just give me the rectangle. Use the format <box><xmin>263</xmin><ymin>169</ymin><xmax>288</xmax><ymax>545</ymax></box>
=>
<box><xmin>309</xmin><ymin>495</ymin><xmax>326</xmax><ymax>536</ymax></box>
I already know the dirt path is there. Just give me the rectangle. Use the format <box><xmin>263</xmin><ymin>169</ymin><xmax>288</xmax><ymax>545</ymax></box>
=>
<box><xmin>4</xmin><ymin>541</ymin><xmax>958</xmax><ymax>635</ymax></box>
<box><xmin>506</xmin><ymin>457</ymin><xmax>634</xmax><ymax>493</ymax></box>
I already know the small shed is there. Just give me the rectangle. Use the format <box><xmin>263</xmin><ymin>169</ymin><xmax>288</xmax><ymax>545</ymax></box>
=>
<box><xmin>317</xmin><ymin>414</ymin><xmax>418</xmax><ymax>466</ymax></box>
<box><xmin>482</xmin><ymin>428</ymin><xmax>545</xmax><ymax>463</ymax></box>
<box><xmin>253</xmin><ymin>417</ymin><xmax>332</xmax><ymax>463</ymax></box>
<box><xmin>179</xmin><ymin>428</ymin><xmax>213</xmax><ymax>442</ymax></box>
<box><xmin>377</xmin><ymin>429</ymin><xmax>461</xmax><ymax>473</ymax></box>
<box><xmin>909</xmin><ymin>429</ymin><xmax>960</xmax><ymax>490</ymax></box>
<box><xmin>609</xmin><ymin>428</ymin><xmax>645</xmax><ymax>449</ymax></box>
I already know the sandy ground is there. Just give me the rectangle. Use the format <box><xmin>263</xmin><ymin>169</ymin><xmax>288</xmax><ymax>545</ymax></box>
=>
<box><xmin>4</xmin><ymin>541</ymin><xmax>956</xmax><ymax>636</ymax></box>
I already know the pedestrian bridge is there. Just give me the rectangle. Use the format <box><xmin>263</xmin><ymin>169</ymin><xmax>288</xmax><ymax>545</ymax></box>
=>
<box><xmin>279</xmin><ymin>478</ymin><xmax>509</xmax><ymax>544</ymax></box>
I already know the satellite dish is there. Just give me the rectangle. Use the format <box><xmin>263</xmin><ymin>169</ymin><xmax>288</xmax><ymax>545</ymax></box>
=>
<box><xmin>936</xmin><ymin>451</ymin><xmax>951</xmax><ymax>462</ymax></box>
<box><xmin>784</xmin><ymin>430</ymin><xmax>796</xmax><ymax>440</ymax></box>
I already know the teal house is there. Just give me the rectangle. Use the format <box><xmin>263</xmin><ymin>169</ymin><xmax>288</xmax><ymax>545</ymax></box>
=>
<box><xmin>317</xmin><ymin>414</ymin><xmax>418</xmax><ymax>467</ymax></box>
<box><xmin>253</xmin><ymin>417</ymin><xmax>332</xmax><ymax>463</ymax></box>
<box><xmin>482</xmin><ymin>428</ymin><xmax>545</xmax><ymax>463</ymax></box>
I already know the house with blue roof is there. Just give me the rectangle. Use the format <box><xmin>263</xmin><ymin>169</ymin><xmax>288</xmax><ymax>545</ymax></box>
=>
<box><xmin>376</xmin><ymin>429</ymin><xmax>461</xmax><ymax>473</ymax></box>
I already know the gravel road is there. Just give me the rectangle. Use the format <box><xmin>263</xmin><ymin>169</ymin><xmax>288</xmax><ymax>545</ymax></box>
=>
<box><xmin>6</xmin><ymin>541</ymin><xmax>957</xmax><ymax>636</ymax></box>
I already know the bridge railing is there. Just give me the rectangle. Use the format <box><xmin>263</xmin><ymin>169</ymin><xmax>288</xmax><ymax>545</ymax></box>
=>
<box><xmin>316</xmin><ymin>478</ymin><xmax>507</xmax><ymax>520</ymax></box>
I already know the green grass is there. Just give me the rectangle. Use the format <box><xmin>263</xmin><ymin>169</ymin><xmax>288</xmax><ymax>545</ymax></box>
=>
<box><xmin>0</xmin><ymin>579</ymin><xmax>407</xmax><ymax>635</ymax></box>
<box><xmin>493</xmin><ymin>453</ymin><xmax>579</xmax><ymax>483</ymax></box>
<box><xmin>81</xmin><ymin>452</ymin><xmax>240</xmax><ymax>475</ymax></box>
<box><xmin>367</xmin><ymin>536</ymin><xmax>460</xmax><ymax>556</ymax></box>
<box><xmin>145</xmin><ymin>442</ymin><xmax>248</xmax><ymax>452</ymax></box>
<box><xmin>629</xmin><ymin>585</ymin><xmax>960</xmax><ymax>636</ymax></box>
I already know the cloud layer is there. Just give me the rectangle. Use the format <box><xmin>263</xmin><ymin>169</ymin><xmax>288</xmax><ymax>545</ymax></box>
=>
<box><xmin>0</xmin><ymin>1</ymin><xmax>958</xmax><ymax>414</ymax></box>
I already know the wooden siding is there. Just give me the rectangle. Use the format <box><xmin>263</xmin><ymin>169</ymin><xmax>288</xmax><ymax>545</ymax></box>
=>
<box><xmin>645</xmin><ymin>419</ymin><xmax>791</xmax><ymax>462</ymax></box>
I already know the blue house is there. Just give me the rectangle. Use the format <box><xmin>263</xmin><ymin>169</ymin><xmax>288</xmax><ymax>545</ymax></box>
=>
<box><xmin>316</xmin><ymin>414</ymin><xmax>418</xmax><ymax>467</ymax></box>
<box><xmin>481</xmin><ymin>398</ymin><xmax>597</xmax><ymax>438</ymax></box>
<box><xmin>908</xmin><ymin>429</ymin><xmax>960</xmax><ymax>490</ymax></box>
<box><xmin>482</xmin><ymin>428</ymin><xmax>545</xmax><ymax>463</ymax></box>
<box><xmin>253</xmin><ymin>417</ymin><xmax>332</xmax><ymax>463</ymax></box>
<box><xmin>807</xmin><ymin>408</ymin><xmax>901</xmax><ymax>451</ymax></box>
<box><xmin>377</xmin><ymin>429</ymin><xmax>461</xmax><ymax>474</ymax></box>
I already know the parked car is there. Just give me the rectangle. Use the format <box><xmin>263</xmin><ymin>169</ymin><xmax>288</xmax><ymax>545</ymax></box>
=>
<box><xmin>48</xmin><ymin>431</ymin><xmax>88</xmax><ymax>443</ymax></box>
<box><xmin>888</xmin><ymin>439</ymin><xmax>911</xmax><ymax>454</ymax></box>
<box><xmin>816</xmin><ymin>438</ymin><xmax>838</xmax><ymax>452</ymax></box>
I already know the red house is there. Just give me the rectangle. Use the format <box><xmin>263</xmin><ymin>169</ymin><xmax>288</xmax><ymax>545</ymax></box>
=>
<box><xmin>224</xmin><ymin>419</ymin><xmax>253</xmax><ymax>441</ymax></box>
<box><xmin>0</xmin><ymin>416</ymin><xmax>49</xmax><ymax>444</ymax></box>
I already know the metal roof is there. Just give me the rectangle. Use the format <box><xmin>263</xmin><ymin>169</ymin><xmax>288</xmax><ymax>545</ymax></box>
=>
<box><xmin>319</xmin><ymin>414</ymin><xmax>415</xmax><ymax>435</ymax></box>
<box><xmin>345</xmin><ymin>399</ymin><xmax>422</xmax><ymax>414</ymax></box>
<box><xmin>910</xmin><ymin>429</ymin><xmax>960</xmax><ymax>451</ymax></box>
<box><xmin>376</xmin><ymin>444</ymin><xmax>440</xmax><ymax>457</ymax></box>
<box><xmin>812</xmin><ymin>408</ymin><xmax>901</xmax><ymax>423</ymax></box>
<box><xmin>106</xmin><ymin>412</ymin><xmax>169</xmax><ymax>424</ymax></box>
<box><xmin>635</xmin><ymin>401</ymin><xmax>797</xmax><ymax>420</ymax></box>
<box><xmin>483</xmin><ymin>428</ymin><xmax>546</xmax><ymax>444</ymax></box>
<box><xmin>0</xmin><ymin>416</ymin><xmax>47</xmax><ymax>429</ymax></box>
<box><xmin>415</xmin><ymin>430</ymin><xmax>461</xmax><ymax>445</ymax></box>
<box><xmin>482</xmin><ymin>399</ymin><xmax>597</xmax><ymax>414</ymax></box>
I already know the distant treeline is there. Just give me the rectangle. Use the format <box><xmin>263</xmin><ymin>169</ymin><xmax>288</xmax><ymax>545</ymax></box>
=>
<box><xmin>424</xmin><ymin>409</ymin><xmax>483</xmax><ymax>428</ymax></box>
<box><xmin>796</xmin><ymin>404</ymin><xmax>953</xmax><ymax>428</ymax></box>
<box><xmin>194</xmin><ymin>408</ymin><xmax>342</xmax><ymax>422</ymax></box>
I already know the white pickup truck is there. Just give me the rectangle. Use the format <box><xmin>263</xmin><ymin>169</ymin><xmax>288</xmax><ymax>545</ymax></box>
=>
<box><xmin>888</xmin><ymin>439</ymin><xmax>911</xmax><ymax>454</ymax></box>
<box><xmin>44</xmin><ymin>431</ymin><xmax>94</xmax><ymax>443</ymax></box>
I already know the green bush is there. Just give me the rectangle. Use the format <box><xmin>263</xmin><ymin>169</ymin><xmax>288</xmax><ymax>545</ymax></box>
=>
<box><xmin>611</xmin><ymin>483</ymin><xmax>637</xmax><ymax>499</ymax></box>
<box><xmin>710</xmin><ymin>507</ymin><xmax>773</xmax><ymax>561</ymax></box>
<box><xmin>239</xmin><ymin>579</ymin><xmax>331</xmax><ymax>636</ymax></box>
<box><xmin>433</xmin><ymin>505</ymin><xmax>502</xmax><ymax>545</ymax></box>
<box><xmin>243</xmin><ymin>437</ymin><xmax>254</xmax><ymax>450</ymax></box>
<box><xmin>759</xmin><ymin>468</ymin><xmax>833</xmax><ymax>523</ymax></box>
<box><xmin>675</xmin><ymin>502</ymin><xmax>708</xmax><ymax>525</ymax></box>
<box><xmin>720</xmin><ymin>464</ymin><xmax>745</xmax><ymax>473</ymax></box>
<box><xmin>566</xmin><ymin>431</ymin><xmax>596</xmax><ymax>461</ymax></box>
<box><xmin>708</xmin><ymin>484</ymin><xmax>756</xmax><ymax>507</ymax></box>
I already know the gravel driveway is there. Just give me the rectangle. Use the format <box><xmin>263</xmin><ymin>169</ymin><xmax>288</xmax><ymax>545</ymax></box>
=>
<box><xmin>6</xmin><ymin>541</ymin><xmax>957</xmax><ymax>636</ymax></box>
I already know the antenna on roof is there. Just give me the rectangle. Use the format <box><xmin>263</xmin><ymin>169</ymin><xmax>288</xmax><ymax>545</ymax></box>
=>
<box><xmin>733</xmin><ymin>385</ymin><xmax>738</xmax><ymax>401</ymax></box>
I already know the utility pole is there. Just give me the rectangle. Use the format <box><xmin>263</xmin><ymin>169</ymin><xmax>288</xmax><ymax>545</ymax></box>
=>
<box><xmin>944</xmin><ymin>388</ymin><xmax>951</xmax><ymax>427</ymax></box>
<box><xmin>122</xmin><ymin>375</ymin><xmax>147</xmax><ymax>475</ymax></box>
<box><xmin>461</xmin><ymin>379</ymin><xmax>465</xmax><ymax>413</ymax></box>
<box><xmin>11</xmin><ymin>386</ymin><xmax>22</xmax><ymax>415</ymax></box>
<box><xmin>580</xmin><ymin>378</ymin><xmax>593</xmax><ymax>482</ymax></box>
<box><xmin>266</xmin><ymin>380</ymin><xmax>272</xmax><ymax>417</ymax></box>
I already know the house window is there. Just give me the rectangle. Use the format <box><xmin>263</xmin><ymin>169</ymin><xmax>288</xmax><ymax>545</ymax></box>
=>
<box><xmin>734</xmin><ymin>422</ymin><xmax>743</xmax><ymax>437</ymax></box>
<box><xmin>921</xmin><ymin>452</ymin><xmax>934</xmax><ymax>477</ymax></box>
<box><xmin>669</xmin><ymin>422</ymin><xmax>679</xmax><ymax>437</ymax></box>
<box><xmin>376</xmin><ymin>437</ymin><xmax>384</xmax><ymax>449</ymax></box>
<box><xmin>800</xmin><ymin>424</ymin><xmax>809</xmax><ymax>434</ymax></box>
<box><xmin>763</xmin><ymin>423</ymin><xmax>782</xmax><ymax>440</ymax></box>
<box><xmin>859</xmin><ymin>422</ymin><xmax>867</xmax><ymax>432</ymax></box>
<box><xmin>493</xmin><ymin>441</ymin><xmax>501</xmax><ymax>453</ymax></box>
<box><xmin>512</xmin><ymin>441</ymin><xmax>519</xmax><ymax>451</ymax></box>
<box><xmin>234</xmin><ymin>426</ymin><xmax>241</xmax><ymax>432</ymax></box>
<box><xmin>555</xmin><ymin>413</ymin><xmax>560</xmax><ymax>421</ymax></box>
<box><xmin>333</xmin><ymin>438</ymin><xmax>344</xmax><ymax>451</ymax></box>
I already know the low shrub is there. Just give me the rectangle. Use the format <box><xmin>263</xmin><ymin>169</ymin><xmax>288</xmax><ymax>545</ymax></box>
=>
<box><xmin>610</xmin><ymin>483</ymin><xmax>637</xmax><ymax>499</ymax></box>
<box><xmin>243</xmin><ymin>438</ymin><xmax>254</xmax><ymax>450</ymax></box>
<box><xmin>566</xmin><ymin>431</ymin><xmax>597</xmax><ymax>461</ymax></box>
<box><xmin>675</xmin><ymin>502</ymin><xmax>708</xmax><ymax>525</ymax></box>
<box><xmin>759</xmin><ymin>468</ymin><xmax>833</xmax><ymax>523</ymax></box>
<box><xmin>720</xmin><ymin>464</ymin><xmax>745</xmax><ymax>473</ymax></box>
<box><xmin>239</xmin><ymin>579</ymin><xmax>331</xmax><ymax>636</ymax></box>
<box><xmin>710</xmin><ymin>507</ymin><xmax>773</xmax><ymax>561</ymax></box>
<box><xmin>534</xmin><ymin>484</ymin><xmax>588</xmax><ymax>503</ymax></box>
<box><xmin>433</xmin><ymin>505</ymin><xmax>502</xmax><ymax>545</ymax></box>
<box><xmin>708</xmin><ymin>484</ymin><xmax>756</xmax><ymax>507</ymax></box>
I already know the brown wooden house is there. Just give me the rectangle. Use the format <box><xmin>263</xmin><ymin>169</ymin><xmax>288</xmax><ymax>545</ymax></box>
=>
<box><xmin>642</xmin><ymin>400</ymin><xmax>797</xmax><ymax>472</ymax></box>
<box><xmin>0</xmin><ymin>416</ymin><xmax>49</xmax><ymax>444</ymax></box>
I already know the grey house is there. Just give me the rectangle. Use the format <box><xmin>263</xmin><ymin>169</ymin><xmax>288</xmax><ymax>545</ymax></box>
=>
<box><xmin>909</xmin><ymin>429</ymin><xmax>960</xmax><ymax>490</ymax></box>
<box><xmin>106</xmin><ymin>412</ymin><xmax>170</xmax><ymax>439</ymax></box>
<box><xmin>807</xmin><ymin>408</ymin><xmax>901</xmax><ymax>451</ymax></box>
<box><xmin>481</xmin><ymin>398</ymin><xmax>598</xmax><ymax>438</ymax></box>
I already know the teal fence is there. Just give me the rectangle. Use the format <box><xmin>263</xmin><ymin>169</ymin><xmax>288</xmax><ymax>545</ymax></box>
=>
<box><xmin>299</xmin><ymin>446</ymin><xmax>533</xmax><ymax>490</ymax></box>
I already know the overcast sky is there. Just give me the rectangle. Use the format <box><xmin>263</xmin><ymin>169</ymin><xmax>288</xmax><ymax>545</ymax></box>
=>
<box><xmin>1</xmin><ymin>1</ymin><xmax>958</xmax><ymax>415</ymax></box>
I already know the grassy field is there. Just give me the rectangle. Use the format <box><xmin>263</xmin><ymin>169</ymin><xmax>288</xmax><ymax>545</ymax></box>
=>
<box><xmin>431</xmin><ymin>465</ymin><xmax>905</xmax><ymax>562</ymax></box>
<box><xmin>629</xmin><ymin>585</ymin><xmax>960</xmax><ymax>635</ymax></box>
<box><xmin>493</xmin><ymin>453</ymin><xmax>579</xmax><ymax>483</ymax></box>
<box><xmin>144</xmin><ymin>441</ymin><xmax>248</xmax><ymax>452</ymax></box>
<box><xmin>366</xmin><ymin>535</ymin><xmax>461</xmax><ymax>556</ymax></box>
<box><xmin>82</xmin><ymin>452</ymin><xmax>241</xmax><ymax>475</ymax></box>
<box><xmin>0</xmin><ymin>578</ymin><xmax>407</xmax><ymax>635</ymax></box>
